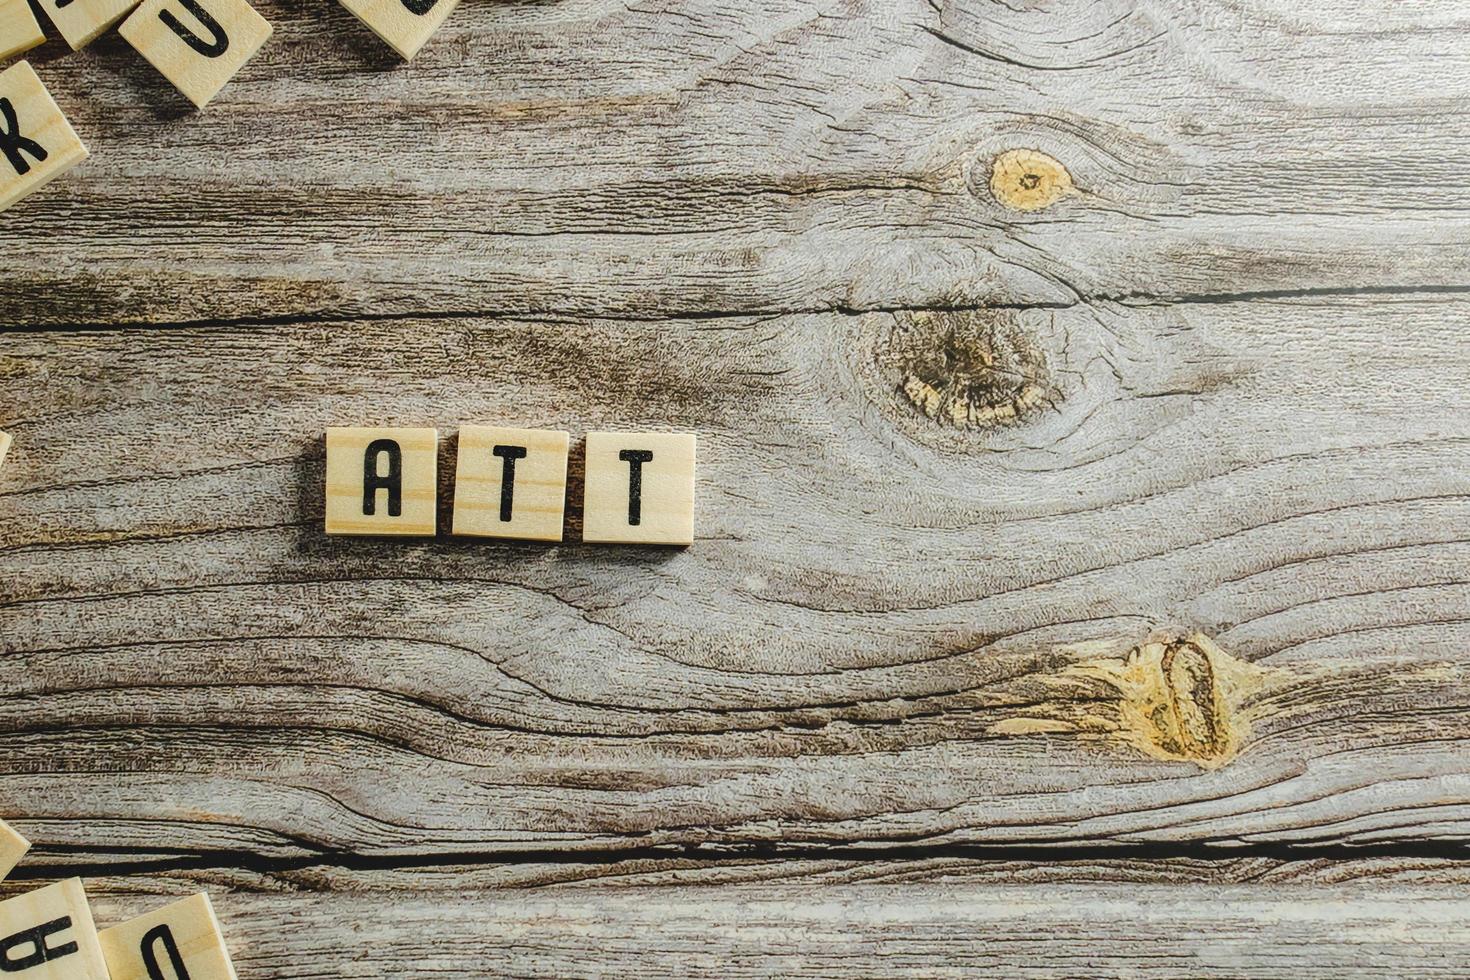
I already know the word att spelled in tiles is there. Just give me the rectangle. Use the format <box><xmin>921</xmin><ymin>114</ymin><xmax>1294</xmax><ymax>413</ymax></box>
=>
<box><xmin>37</xmin><ymin>0</ymin><xmax>142</xmax><ymax>49</ymax></box>
<box><xmin>0</xmin><ymin>879</ymin><xmax>109</xmax><ymax>979</ymax></box>
<box><xmin>0</xmin><ymin>0</ymin><xmax>45</xmax><ymax>62</ymax></box>
<box><xmin>119</xmin><ymin>0</ymin><xmax>271</xmax><ymax>110</ymax></box>
<box><xmin>0</xmin><ymin>816</ymin><xmax>27</xmax><ymax>880</ymax></box>
<box><xmin>99</xmin><ymin>893</ymin><xmax>236</xmax><ymax>980</ymax></box>
<box><xmin>582</xmin><ymin>431</ymin><xmax>696</xmax><ymax>546</ymax></box>
<box><xmin>325</xmin><ymin>426</ymin><xmax>438</xmax><ymax>536</ymax></box>
<box><xmin>337</xmin><ymin>0</ymin><xmax>459</xmax><ymax>60</ymax></box>
<box><xmin>0</xmin><ymin>62</ymin><xmax>87</xmax><ymax>213</ymax></box>
<box><xmin>453</xmin><ymin>425</ymin><xmax>569</xmax><ymax>542</ymax></box>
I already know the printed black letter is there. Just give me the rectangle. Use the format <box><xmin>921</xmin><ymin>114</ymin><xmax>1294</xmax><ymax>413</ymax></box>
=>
<box><xmin>0</xmin><ymin>98</ymin><xmax>47</xmax><ymax>177</ymax></box>
<box><xmin>492</xmin><ymin>445</ymin><xmax>527</xmax><ymax>523</ymax></box>
<box><xmin>618</xmin><ymin>449</ymin><xmax>653</xmax><ymax>526</ymax></box>
<box><xmin>160</xmin><ymin>0</ymin><xmax>230</xmax><ymax>58</ymax></box>
<box><xmin>400</xmin><ymin>0</ymin><xmax>437</xmax><ymax>13</ymax></box>
<box><xmin>141</xmin><ymin>924</ymin><xmax>190</xmax><ymax>980</ymax></box>
<box><xmin>363</xmin><ymin>439</ymin><xmax>403</xmax><ymax>517</ymax></box>
<box><xmin>0</xmin><ymin>917</ymin><xmax>77</xmax><ymax>972</ymax></box>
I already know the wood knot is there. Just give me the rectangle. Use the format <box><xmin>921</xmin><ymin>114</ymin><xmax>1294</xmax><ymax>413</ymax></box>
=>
<box><xmin>892</xmin><ymin>310</ymin><xmax>1057</xmax><ymax>429</ymax></box>
<box><xmin>1067</xmin><ymin>633</ymin><xmax>1267</xmax><ymax>769</ymax></box>
<box><xmin>989</xmin><ymin>148</ymin><xmax>1075</xmax><ymax>212</ymax></box>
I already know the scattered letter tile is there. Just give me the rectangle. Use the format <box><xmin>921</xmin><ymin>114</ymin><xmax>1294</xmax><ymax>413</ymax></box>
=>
<box><xmin>325</xmin><ymin>426</ymin><xmax>438</xmax><ymax>536</ymax></box>
<box><xmin>452</xmin><ymin>425</ymin><xmax>568</xmax><ymax>542</ymax></box>
<box><xmin>0</xmin><ymin>879</ymin><xmax>109</xmax><ymax>980</ymax></box>
<box><xmin>0</xmin><ymin>61</ymin><xmax>87</xmax><ymax>213</ymax></box>
<box><xmin>582</xmin><ymin>431</ymin><xmax>695</xmax><ymax>546</ymax></box>
<box><xmin>0</xmin><ymin>430</ymin><xmax>11</xmax><ymax>472</ymax></box>
<box><xmin>336</xmin><ymin>0</ymin><xmax>460</xmax><ymax>60</ymax></box>
<box><xmin>0</xmin><ymin>816</ymin><xmax>27</xmax><ymax>881</ymax></box>
<box><xmin>0</xmin><ymin>0</ymin><xmax>45</xmax><ymax>62</ymax></box>
<box><xmin>119</xmin><ymin>0</ymin><xmax>271</xmax><ymax>110</ymax></box>
<box><xmin>37</xmin><ymin>0</ymin><xmax>141</xmax><ymax>49</ymax></box>
<box><xmin>99</xmin><ymin>893</ymin><xmax>237</xmax><ymax>980</ymax></box>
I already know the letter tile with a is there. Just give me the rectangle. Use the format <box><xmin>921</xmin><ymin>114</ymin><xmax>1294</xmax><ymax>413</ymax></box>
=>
<box><xmin>325</xmin><ymin>426</ymin><xmax>439</xmax><ymax>536</ymax></box>
<box><xmin>99</xmin><ymin>893</ymin><xmax>237</xmax><ymax>980</ymax></box>
<box><xmin>0</xmin><ymin>879</ymin><xmax>109</xmax><ymax>980</ymax></box>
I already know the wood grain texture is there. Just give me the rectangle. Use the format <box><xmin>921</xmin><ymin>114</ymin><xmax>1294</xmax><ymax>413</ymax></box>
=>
<box><xmin>38</xmin><ymin>880</ymin><xmax>1470</xmax><ymax>979</ymax></box>
<box><xmin>3</xmin><ymin>0</ymin><xmax>1470</xmax><ymax>322</ymax></box>
<box><xmin>2</xmin><ymin>296</ymin><xmax>1468</xmax><ymax>864</ymax></box>
<box><xmin>4</xmin><ymin>0</ymin><xmax>1470</xmax><ymax>972</ymax></box>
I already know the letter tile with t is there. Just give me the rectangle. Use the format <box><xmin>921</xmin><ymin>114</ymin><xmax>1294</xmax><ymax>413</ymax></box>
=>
<box><xmin>0</xmin><ymin>879</ymin><xmax>109</xmax><ymax>979</ymax></box>
<box><xmin>452</xmin><ymin>425</ymin><xmax>569</xmax><ymax>542</ymax></box>
<box><xmin>119</xmin><ymin>0</ymin><xmax>271</xmax><ymax>110</ymax></box>
<box><xmin>99</xmin><ymin>893</ymin><xmax>237</xmax><ymax>980</ymax></box>
<box><xmin>35</xmin><ymin>0</ymin><xmax>142</xmax><ymax>49</ymax></box>
<box><xmin>324</xmin><ymin>426</ymin><xmax>438</xmax><ymax>536</ymax></box>
<box><xmin>336</xmin><ymin>0</ymin><xmax>460</xmax><ymax>60</ymax></box>
<box><xmin>0</xmin><ymin>0</ymin><xmax>46</xmax><ymax>62</ymax></box>
<box><xmin>0</xmin><ymin>62</ymin><xmax>87</xmax><ymax>214</ymax></box>
<box><xmin>582</xmin><ymin>431</ymin><xmax>696</xmax><ymax>546</ymax></box>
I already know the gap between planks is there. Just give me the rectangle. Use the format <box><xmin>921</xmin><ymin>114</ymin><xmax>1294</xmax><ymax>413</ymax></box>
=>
<box><xmin>8</xmin><ymin>282</ymin><xmax>1470</xmax><ymax>334</ymax></box>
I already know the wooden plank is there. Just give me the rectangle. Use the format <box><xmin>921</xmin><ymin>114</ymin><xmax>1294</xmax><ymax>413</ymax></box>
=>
<box><xmin>13</xmin><ymin>853</ymin><xmax>1470</xmax><ymax>895</ymax></box>
<box><xmin>46</xmin><ymin>879</ymin><xmax>1470</xmax><ymax>979</ymax></box>
<box><xmin>1</xmin><ymin>294</ymin><xmax>1468</xmax><ymax>859</ymax></box>
<box><xmin>2</xmin><ymin>0</ymin><xmax>1469</xmax><ymax>322</ymax></box>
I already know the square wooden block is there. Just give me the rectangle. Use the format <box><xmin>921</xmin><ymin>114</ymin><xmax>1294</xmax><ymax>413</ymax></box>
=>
<box><xmin>582</xmin><ymin>431</ymin><xmax>695</xmax><ymax>545</ymax></box>
<box><xmin>0</xmin><ymin>0</ymin><xmax>46</xmax><ymax>61</ymax></box>
<box><xmin>0</xmin><ymin>430</ymin><xmax>11</xmax><ymax>472</ymax></box>
<box><xmin>0</xmin><ymin>879</ymin><xmax>109</xmax><ymax>979</ymax></box>
<box><xmin>98</xmin><ymin>893</ymin><xmax>237</xmax><ymax>980</ymax></box>
<box><xmin>325</xmin><ymin>427</ymin><xmax>438</xmax><ymax>536</ymax></box>
<box><xmin>0</xmin><ymin>815</ymin><xmax>27</xmax><ymax>880</ymax></box>
<box><xmin>452</xmin><ymin>425</ymin><xmax>568</xmax><ymax>542</ymax></box>
<box><xmin>0</xmin><ymin>61</ymin><xmax>87</xmax><ymax>214</ymax></box>
<box><xmin>36</xmin><ymin>0</ymin><xmax>141</xmax><ymax>49</ymax></box>
<box><xmin>336</xmin><ymin>0</ymin><xmax>460</xmax><ymax>60</ymax></box>
<box><xmin>119</xmin><ymin>0</ymin><xmax>271</xmax><ymax>110</ymax></box>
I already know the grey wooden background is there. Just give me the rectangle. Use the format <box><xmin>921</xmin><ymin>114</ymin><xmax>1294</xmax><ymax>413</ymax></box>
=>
<box><xmin>3</xmin><ymin>0</ymin><xmax>1470</xmax><ymax>975</ymax></box>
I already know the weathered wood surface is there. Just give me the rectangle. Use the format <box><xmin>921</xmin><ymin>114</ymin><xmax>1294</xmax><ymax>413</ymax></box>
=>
<box><xmin>3</xmin><ymin>298</ymin><xmax>1469</xmax><ymax>863</ymax></box>
<box><xmin>4</xmin><ymin>0</ymin><xmax>1470</xmax><ymax>323</ymax></box>
<box><xmin>9</xmin><ymin>879</ymin><xmax>1463</xmax><ymax>979</ymax></box>
<box><xmin>4</xmin><ymin>0</ymin><xmax>1470</xmax><ymax>974</ymax></box>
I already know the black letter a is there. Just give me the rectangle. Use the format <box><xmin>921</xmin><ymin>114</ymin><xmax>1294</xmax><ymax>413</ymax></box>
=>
<box><xmin>141</xmin><ymin>924</ymin><xmax>190</xmax><ymax>980</ymax></box>
<box><xmin>363</xmin><ymin>439</ymin><xmax>403</xmax><ymax>517</ymax></box>
<box><xmin>160</xmin><ymin>0</ymin><xmax>230</xmax><ymax>57</ymax></box>
<box><xmin>0</xmin><ymin>98</ymin><xmax>47</xmax><ymax>177</ymax></box>
<box><xmin>0</xmin><ymin>917</ymin><xmax>77</xmax><ymax>972</ymax></box>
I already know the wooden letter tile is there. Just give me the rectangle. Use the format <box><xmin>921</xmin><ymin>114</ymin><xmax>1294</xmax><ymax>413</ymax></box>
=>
<box><xmin>119</xmin><ymin>0</ymin><xmax>271</xmax><ymax>110</ymax></box>
<box><xmin>0</xmin><ymin>62</ymin><xmax>87</xmax><ymax>214</ymax></box>
<box><xmin>37</xmin><ymin>0</ymin><xmax>141</xmax><ymax>49</ymax></box>
<box><xmin>452</xmin><ymin>425</ymin><xmax>568</xmax><ymax>542</ymax></box>
<box><xmin>325</xmin><ymin>426</ymin><xmax>437</xmax><ymax>536</ymax></box>
<box><xmin>0</xmin><ymin>0</ymin><xmax>46</xmax><ymax>62</ymax></box>
<box><xmin>0</xmin><ymin>879</ymin><xmax>109</xmax><ymax>979</ymax></box>
<box><xmin>0</xmin><ymin>816</ymin><xmax>27</xmax><ymax>881</ymax></box>
<box><xmin>336</xmin><ymin>0</ymin><xmax>460</xmax><ymax>60</ymax></box>
<box><xmin>98</xmin><ymin>893</ymin><xmax>236</xmax><ymax>980</ymax></box>
<box><xmin>0</xmin><ymin>430</ymin><xmax>11</xmax><ymax>472</ymax></box>
<box><xmin>582</xmin><ymin>431</ymin><xmax>695</xmax><ymax>546</ymax></box>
